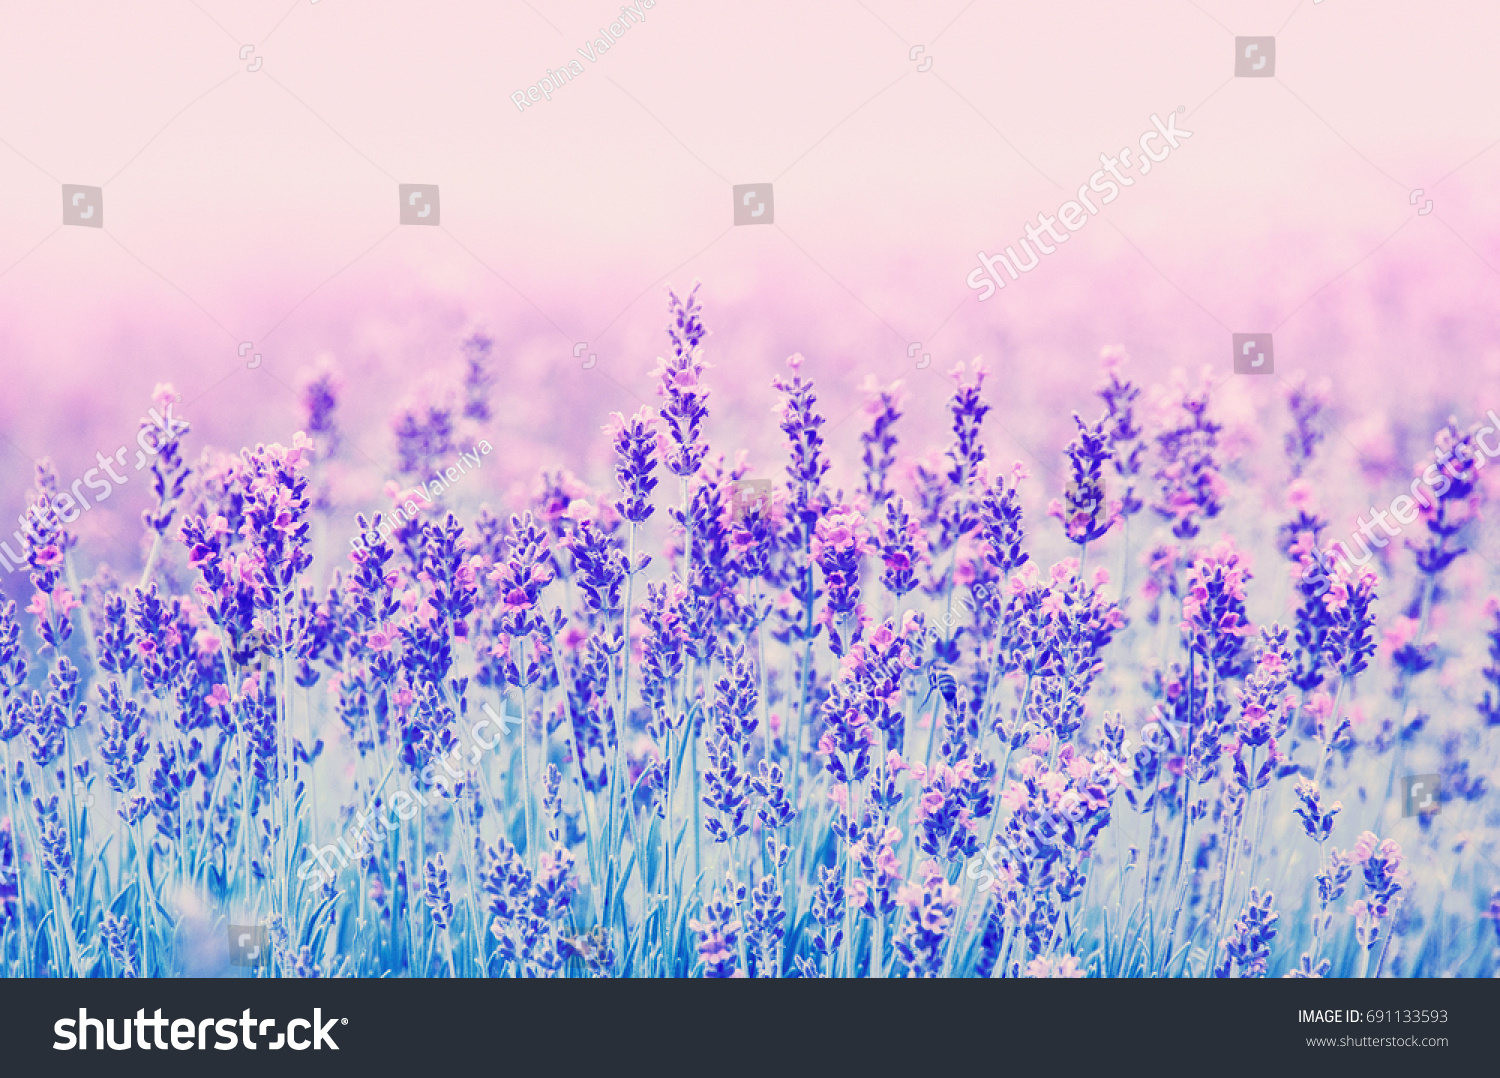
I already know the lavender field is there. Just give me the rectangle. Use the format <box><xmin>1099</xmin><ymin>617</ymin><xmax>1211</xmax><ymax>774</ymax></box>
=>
<box><xmin>0</xmin><ymin>283</ymin><xmax>1495</xmax><ymax>980</ymax></box>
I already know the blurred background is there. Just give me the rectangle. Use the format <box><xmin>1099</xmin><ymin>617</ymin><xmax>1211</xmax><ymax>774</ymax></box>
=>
<box><xmin>0</xmin><ymin>0</ymin><xmax>1497</xmax><ymax>598</ymax></box>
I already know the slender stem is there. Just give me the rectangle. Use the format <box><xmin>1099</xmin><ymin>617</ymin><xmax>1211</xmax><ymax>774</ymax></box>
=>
<box><xmin>137</xmin><ymin>533</ymin><xmax>162</xmax><ymax>591</ymax></box>
<box><xmin>456</xmin><ymin>798</ymin><xmax>485</xmax><ymax>976</ymax></box>
<box><xmin>1211</xmin><ymin>775</ymin><xmax>1250</xmax><ymax>972</ymax></box>
<box><xmin>517</xmin><ymin>639</ymin><xmax>535</xmax><ymax>862</ymax></box>
<box><xmin>1372</xmin><ymin>920</ymin><xmax>1395</xmax><ymax>979</ymax></box>
<box><xmin>4</xmin><ymin>741</ymin><xmax>31</xmax><ymax>974</ymax></box>
<box><xmin>1307</xmin><ymin>840</ymin><xmax>1329</xmax><ymax>971</ymax></box>
<box><xmin>607</xmin><ymin>521</ymin><xmax>639</xmax><ymax>931</ymax></box>
<box><xmin>1140</xmin><ymin>781</ymin><xmax>1161</xmax><ymax>909</ymax></box>
<box><xmin>132</xmin><ymin>818</ymin><xmax>154</xmax><ymax>977</ymax></box>
<box><xmin>840</xmin><ymin>763</ymin><xmax>856</xmax><ymax>976</ymax></box>
<box><xmin>1312</xmin><ymin>675</ymin><xmax>1347</xmax><ymax>790</ymax></box>
<box><xmin>663</xmin><ymin>724</ymin><xmax>676</xmax><ymax>972</ymax></box>
<box><xmin>442</xmin><ymin>929</ymin><xmax>457</xmax><ymax>978</ymax></box>
<box><xmin>1377</xmin><ymin>574</ymin><xmax>1436</xmax><ymax>831</ymax></box>
<box><xmin>691</xmin><ymin>731</ymin><xmax>703</xmax><ymax>896</ymax></box>
<box><xmin>789</xmin><ymin>519</ymin><xmax>816</xmax><ymax>814</ymax></box>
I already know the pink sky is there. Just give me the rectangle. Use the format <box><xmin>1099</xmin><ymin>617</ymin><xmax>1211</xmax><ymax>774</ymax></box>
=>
<box><xmin>1</xmin><ymin>0</ymin><xmax>1498</xmax><ymax>575</ymax></box>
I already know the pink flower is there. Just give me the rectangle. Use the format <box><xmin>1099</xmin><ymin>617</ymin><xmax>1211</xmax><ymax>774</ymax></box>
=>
<box><xmin>1286</xmin><ymin>478</ymin><xmax>1316</xmax><ymax>512</ymax></box>
<box><xmin>999</xmin><ymin>781</ymin><xmax>1028</xmax><ymax>812</ymax></box>
<box><xmin>285</xmin><ymin>431</ymin><xmax>315</xmax><ymax>469</ymax></box>
<box><xmin>1382</xmin><ymin>616</ymin><xmax>1419</xmax><ymax>651</ymax></box>
<box><xmin>1041</xmin><ymin>589</ymin><xmax>1066</xmax><ymax>619</ymax></box>
<box><xmin>205</xmin><ymin>683</ymin><xmax>231</xmax><ymax>708</ymax></box>
<box><xmin>917</xmin><ymin>790</ymin><xmax>945</xmax><ymax>820</ymax></box>
<box><xmin>195</xmin><ymin>627</ymin><xmax>222</xmax><ymax>656</ymax></box>
<box><xmin>894</xmin><ymin>881</ymin><xmax>923</xmax><ymax>910</ymax></box>
<box><xmin>847</xmin><ymin>879</ymin><xmax>869</xmax><ymax>911</ymax></box>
